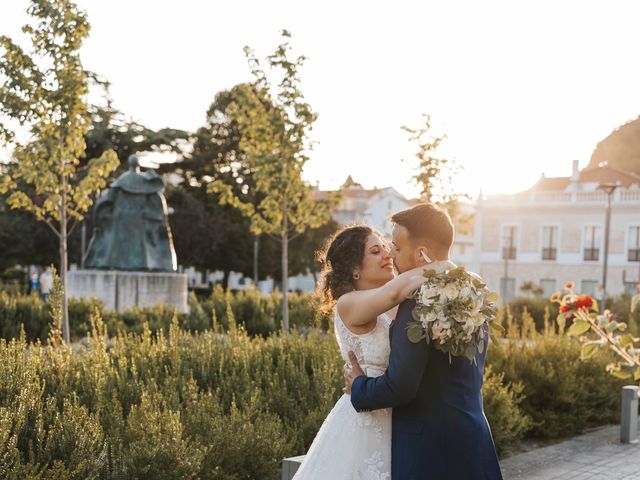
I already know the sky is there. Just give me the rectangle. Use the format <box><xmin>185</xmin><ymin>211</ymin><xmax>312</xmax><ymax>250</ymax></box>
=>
<box><xmin>2</xmin><ymin>0</ymin><xmax>640</xmax><ymax>199</ymax></box>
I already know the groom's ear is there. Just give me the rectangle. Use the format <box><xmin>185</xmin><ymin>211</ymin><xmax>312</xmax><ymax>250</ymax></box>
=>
<box><xmin>413</xmin><ymin>244</ymin><xmax>430</xmax><ymax>265</ymax></box>
<box><xmin>418</xmin><ymin>248</ymin><xmax>432</xmax><ymax>264</ymax></box>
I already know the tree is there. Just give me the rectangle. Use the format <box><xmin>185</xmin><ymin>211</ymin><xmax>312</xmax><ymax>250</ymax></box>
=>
<box><xmin>520</xmin><ymin>281</ymin><xmax>544</xmax><ymax>298</ymax></box>
<box><xmin>84</xmin><ymin>96</ymin><xmax>190</xmax><ymax>169</ymax></box>
<box><xmin>0</xmin><ymin>196</ymin><xmax>58</xmax><ymax>271</ymax></box>
<box><xmin>165</xmin><ymin>185</ymin><xmax>259</xmax><ymax>287</ymax></box>
<box><xmin>209</xmin><ymin>31</ymin><xmax>339</xmax><ymax>332</ymax></box>
<box><xmin>589</xmin><ymin>116</ymin><xmax>640</xmax><ymax>175</ymax></box>
<box><xmin>170</xmin><ymin>85</ymin><xmax>263</xmax><ymax>285</ymax></box>
<box><xmin>403</xmin><ymin>114</ymin><xmax>472</xmax><ymax>234</ymax></box>
<box><xmin>0</xmin><ymin>0</ymin><xmax>119</xmax><ymax>342</ymax></box>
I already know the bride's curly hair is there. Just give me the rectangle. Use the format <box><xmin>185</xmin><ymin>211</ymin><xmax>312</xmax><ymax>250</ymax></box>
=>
<box><xmin>316</xmin><ymin>224</ymin><xmax>376</xmax><ymax>312</ymax></box>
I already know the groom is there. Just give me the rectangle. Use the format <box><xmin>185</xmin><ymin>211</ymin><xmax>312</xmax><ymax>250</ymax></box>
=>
<box><xmin>344</xmin><ymin>203</ymin><xmax>503</xmax><ymax>480</ymax></box>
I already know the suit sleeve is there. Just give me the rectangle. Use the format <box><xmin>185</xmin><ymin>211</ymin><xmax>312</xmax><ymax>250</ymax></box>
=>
<box><xmin>350</xmin><ymin>299</ymin><xmax>429</xmax><ymax>411</ymax></box>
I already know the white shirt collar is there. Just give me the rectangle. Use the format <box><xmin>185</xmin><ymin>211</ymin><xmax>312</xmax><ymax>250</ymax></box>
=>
<box><xmin>425</xmin><ymin>259</ymin><xmax>457</xmax><ymax>274</ymax></box>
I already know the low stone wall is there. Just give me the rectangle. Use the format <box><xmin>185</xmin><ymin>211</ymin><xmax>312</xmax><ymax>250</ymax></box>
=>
<box><xmin>281</xmin><ymin>455</ymin><xmax>304</xmax><ymax>480</ymax></box>
<box><xmin>67</xmin><ymin>270</ymin><xmax>188</xmax><ymax>313</ymax></box>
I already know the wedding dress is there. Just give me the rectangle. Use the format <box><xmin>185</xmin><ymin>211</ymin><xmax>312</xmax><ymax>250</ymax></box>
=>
<box><xmin>293</xmin><ymin>309</ymin><xmax>392</xmax><ymax>480</ymax></box>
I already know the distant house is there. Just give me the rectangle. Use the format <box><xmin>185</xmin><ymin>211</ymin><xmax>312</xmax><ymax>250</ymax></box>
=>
<box><xmin>472</xmin><ymin>161</ymin><xmax>640</xmax><ymax>301</ymax></box>
<box><xmin>316</xmin><ymin>176</ymin><xmax>474</xmax><ymax>268</ymax></box>
<box><xmin>314</xmin><ymin>176</ymin><xmax>414</xmax><ymax>236</ymax></box>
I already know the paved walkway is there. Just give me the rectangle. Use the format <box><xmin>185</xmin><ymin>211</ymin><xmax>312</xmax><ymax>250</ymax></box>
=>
<box><xmin>500</xmin><ymin>422</ymin><xmax>639</xmax><ymax>480</ymax></box>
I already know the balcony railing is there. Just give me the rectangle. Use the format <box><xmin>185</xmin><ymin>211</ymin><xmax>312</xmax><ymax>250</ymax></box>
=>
<box><xmin>502</xmin><ymin>247</ymin><xmax>517</xmax><ymax>260</ymax></box>
<box><xmin>629</xmin><ymin>249</ymin><xmax>640</xmax><ymax>262</ymax></box>
<box><xmin>480</xmin><ymin>188</ymin><xmax>640</xmax><ymax>206</ymax></box>
<box><xmin>584</xmin><ymin>248</ymin><xmax>599</xmax><ymax>261</ymax></box>
<box><xmin>542</xmin><ymin>248</ymin><xmax>557</xmax><ymax>260</ymax></box>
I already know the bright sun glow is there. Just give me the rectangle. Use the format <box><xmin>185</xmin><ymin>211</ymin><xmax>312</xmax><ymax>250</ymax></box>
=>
<box><xmin>2</xmin><ymin>0</ymin><xmax>640</xmax><ymax>199</ymax></box>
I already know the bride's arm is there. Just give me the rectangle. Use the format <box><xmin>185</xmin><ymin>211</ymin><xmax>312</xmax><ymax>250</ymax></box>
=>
<box><xmin>338</xmin><ymin>266</ymin><xmax>426</xmax><ymax>327</ymax></box>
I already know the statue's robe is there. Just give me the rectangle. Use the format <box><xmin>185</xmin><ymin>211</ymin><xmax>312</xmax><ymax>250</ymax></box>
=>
<box><xmin>84</xmin><ymin>169</ymin><xmax>177</xmax><ymax>271</ymax></box>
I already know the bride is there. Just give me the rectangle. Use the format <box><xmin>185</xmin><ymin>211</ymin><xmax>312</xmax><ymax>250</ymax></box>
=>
<box><xmin>293</xmin><ymin>224</ymin><xmax>426</xmax><ymax>480</ymax></box>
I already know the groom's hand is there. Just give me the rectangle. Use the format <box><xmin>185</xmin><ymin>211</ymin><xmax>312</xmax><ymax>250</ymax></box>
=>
<box><xmin>342</xmin><ymin>351</ymin><xmax>364</xmax><ymax>395</ymax></box>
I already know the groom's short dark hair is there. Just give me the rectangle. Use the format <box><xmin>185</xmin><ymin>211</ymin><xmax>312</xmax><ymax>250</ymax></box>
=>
<box><xmin>391</xmin><ymin>203</ymin><xmax>454</xmax><ymax>249</ymax></box>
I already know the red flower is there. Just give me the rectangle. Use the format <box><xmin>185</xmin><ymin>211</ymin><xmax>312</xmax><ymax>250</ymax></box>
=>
<box><xmin>559</xmin><ymin>304</ymin><xmax>571</xmax><ymax>313</ymax></box>
<box><xmin>575</xmin><ymin>295</ymin><xmax>594</xmax><ymax>310</ymax></box>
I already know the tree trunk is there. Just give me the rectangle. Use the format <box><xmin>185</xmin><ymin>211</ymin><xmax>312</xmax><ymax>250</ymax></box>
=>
<box><xmin>80</xmin><ymin>221</ymin><xmax>86</xmax><ymax>269</ymax></box>
<box><xmin>60</xmin><ymin>172</ymin><xmax>70</xmax><ymax>343</ymax></box>
<box><xmin>222</xmin><ymin>270</ymin><xmax>230</xmax><ymax>291</ymax></box>
<box><xmin>253</xmin><ymin>234</ymin><xmax>259</xmax><ymax>286</ymax></box>
<box><xmin>282</xmin><ymin>232</ymin><xmax>289</xmax><ymax>333</ymax></box>
<box><xmin>282</xmin><ymin>201</ymin><xmax>289</xmax><ymax>334</ymax></box>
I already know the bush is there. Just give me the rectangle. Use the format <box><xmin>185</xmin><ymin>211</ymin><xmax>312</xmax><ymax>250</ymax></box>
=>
<box><xmin>0</xmin><ymin>312</ymin><xmax>533</xmax><ymax>479</ymax></box>
<box><xmin>1</xmin><ymin>291</ymin><xmax>635</xmax><ymax>477</ymax></box>
<box><xmin>482</xmin><ymin>367</ymin><xmax>531</xmax><ymax>456</ymax></box>
<box><xmin>0</xmin><ymin>287</ymin><xmax>327</xmax><ymax>343</ymax></box>
<box><xmin>505</xmin><ymin>297</ymin><xmax>559</xmax><ymax>332</ymax></box>
<box><xmin>506</xmin><ymin>293</ymin><xmax>638</xmax><ymax>334</ymax></box>
<box><xmin>488</xmin><ymin>310</ymin><xmax>627</xmax><ymax>439</ymax></box>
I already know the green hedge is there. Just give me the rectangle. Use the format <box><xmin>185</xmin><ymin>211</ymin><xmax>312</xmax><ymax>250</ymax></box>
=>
<box><xmin>505</xmin><ymin>294</ymin><xmax>639</xmax><ymax>334</ymax></box>
<box><xmin>3</xmin><ymin>288</ymin><xmax>635</xmax><ymax>343</ymax></box>
<box><xmin>489</xmin><ymin>308</ymin><xmax>627</xmax><ymax>440</ymax></box>
<box><xmin>1</xmin><ymin>292</ymin><xmax>636</xmax><ymax>477</ymax></box>
<box><xmin>0</xmin><ymin>318</ymin><xmax>531</xmax><ymax>478</ymax></box>
<box><xmin>0</xmin><ymin>287</ymin><xmax>329</xmax><ymax>343</ymax></box>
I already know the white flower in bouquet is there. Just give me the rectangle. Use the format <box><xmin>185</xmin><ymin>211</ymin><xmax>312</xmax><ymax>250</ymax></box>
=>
<box><xmin>443</xmin><ymin>282</ymin><xmax>459</xmax><ymax>300</ymax></box>
<box><xmin>453</xmin><ymin>312</ymin><xmax>467</xmax><ymax>324</ymax></box>
<box><xmin>406</xmin><ymin>264</ymin><xmax>502</xmax><ymax>363</ymax></box>
<box><xmin>432</xmin><ymin>319</ymin><xmax>452</xmax><ymax>343</ymax></box>
<box><xmin>420</xmin><ymin>286</ymin><xmax>439</xmax><ymax>306</ymax></box>
<box><xmin>471</xmin><ymin>312</ymin><xmax>486</xmax><ymax>328</ymax></box>
<box><xmin>459</xmin><ymin>285</ymin><xmax>473</xmax><ymax>300</ymax></box>
<box><xmin>462</xmin><ymin>319</ymin><xmax>476</xmax><ymax>338</ymax></box>
<box><xmin>420</xmin><ymin>311</ymin><xmax>438</xmax><ymax>326</ymax></box>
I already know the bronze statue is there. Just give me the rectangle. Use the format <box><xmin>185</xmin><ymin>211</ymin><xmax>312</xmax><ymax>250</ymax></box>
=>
<box><xmin>84</xmin><ymin>154</ymin><xmax>177</xmax><ymax>271</ymax></box>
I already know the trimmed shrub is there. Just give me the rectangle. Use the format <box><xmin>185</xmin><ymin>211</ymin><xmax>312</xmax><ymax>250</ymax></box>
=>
<box><xmin>488</xmin><ymin>311</ymin><xmax>626</xmax><ymax>439</ymax></box>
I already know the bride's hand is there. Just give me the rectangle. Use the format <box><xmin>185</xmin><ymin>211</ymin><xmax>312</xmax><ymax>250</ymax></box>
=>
<box><xmin>400</xmin><ymin>266</ymin><xmax>428</xmax><ymax>298</ymax></box>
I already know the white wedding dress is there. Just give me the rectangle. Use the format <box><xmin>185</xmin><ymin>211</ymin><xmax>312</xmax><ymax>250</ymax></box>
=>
<box><xmin>293</xmin><ymin>309</ymin><xmax>392</xmax><ymax>480</ymax></box>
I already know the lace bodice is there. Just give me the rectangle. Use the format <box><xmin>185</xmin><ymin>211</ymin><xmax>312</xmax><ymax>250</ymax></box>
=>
<box><xmin>334</xmin><ymin>308</ymin><xmax>392</xmax><ymax>378</ymax></box>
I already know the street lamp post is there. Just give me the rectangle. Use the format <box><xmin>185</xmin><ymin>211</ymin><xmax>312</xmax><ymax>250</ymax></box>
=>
<box><xmin>597</xmin><ymin>182</ymin><xmax>619</xmax><ymax>309</ymax></box>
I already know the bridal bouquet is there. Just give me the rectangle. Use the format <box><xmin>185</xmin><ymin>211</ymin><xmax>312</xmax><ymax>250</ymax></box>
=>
<box><xmin>406</xmin><ymin>265</ymin><xmax>501</xmax><ymax>362</ymax></box>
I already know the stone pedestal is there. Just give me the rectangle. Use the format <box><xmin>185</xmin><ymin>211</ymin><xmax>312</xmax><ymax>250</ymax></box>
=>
<box><xmin>67</xmin><ymin>270</ymin><xmax>188</xmax><ymax>313</ymax></box>
<box><xmin>281</xmin><ymin>456</ymin><xmax>304</xmax><ymax>480</ymax></box>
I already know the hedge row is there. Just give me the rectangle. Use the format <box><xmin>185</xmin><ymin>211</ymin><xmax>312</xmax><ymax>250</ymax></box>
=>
<box><xmin>1</xmin><ymin>305</ymin><xmax>631</xmax><ymax>478</ymax></box>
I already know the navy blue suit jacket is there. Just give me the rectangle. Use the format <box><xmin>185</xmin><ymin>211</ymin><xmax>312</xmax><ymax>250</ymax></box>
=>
<box><xmin>351</xmin><ymin>299</ymin><xmax>503</xmax><ymax>480</ymax></box>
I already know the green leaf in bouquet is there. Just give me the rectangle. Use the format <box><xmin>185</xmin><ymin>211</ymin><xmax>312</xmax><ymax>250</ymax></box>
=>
<box><xmin>407</xmin><ymin>324</ymin><xmax>425</xmax><ymax>343</ymax></box>
<box><xmin>464</xmin><ymin>343</ymin><xmax>477</xmax><ymax>360</ymax></box>
<box><xmin>580</xmin><ymin>342</ymin><xmax>599</xmax><ymax>360</ymax></box>
<box><xmin>482</xmin><ymin>307</ymin><xmax>498</xmax><ymax>317</ymax></box>
<box><xmin>567</xmin><ymin>318</ymin><xmax>590</xmax><ymax>336</ymax></box>
<box><xmin>486</xmin><ymin>292</ymin><xmax>500</xmax><ymax>304</ymax></box>
<box><xmin>448</xmin><ymin>267</ymin><xmax>466</xmax><ymax>278</ymax></box>
<box><xmin>472</xmin><ymin>278</ymin><xmax>487</xmax><ymax>289</ymax></box>
<box><xmin>634</xmin><ymin>369</ymin><xmax>640</xmax><ymax>381</ymax></box>
<box><xmin>490</xmin><ymin>321</ymin><xmax>505</xmax><ymax>334</ymax></box>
